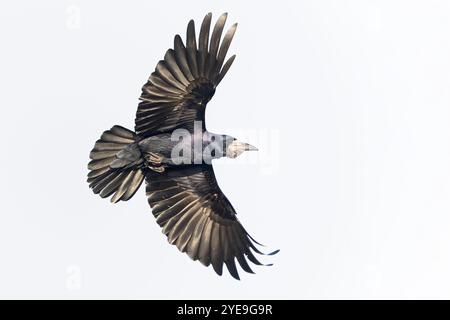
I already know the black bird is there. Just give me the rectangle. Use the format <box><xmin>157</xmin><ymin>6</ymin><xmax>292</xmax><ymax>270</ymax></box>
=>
<box><xmin>87</xmin><ymin>13</ymin><xmax>278</xmax><ymax>279</ymax></box>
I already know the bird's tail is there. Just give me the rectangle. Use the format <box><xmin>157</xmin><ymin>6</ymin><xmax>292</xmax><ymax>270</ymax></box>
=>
<box><xmin>87</xmin><ymin>125</ymin><xmax>145</xmax><ymax>203</ymax></box>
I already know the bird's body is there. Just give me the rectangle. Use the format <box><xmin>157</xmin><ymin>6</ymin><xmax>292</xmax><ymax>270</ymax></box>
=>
<box><xmin>137</xmin><ymin>131</ymin><xmax>230</xmax><ymax>168</ymax></box>
<box><xmin>87</xmin><ymin>13</ymin><xmax>277</xmax><ymax>279</ymax></box>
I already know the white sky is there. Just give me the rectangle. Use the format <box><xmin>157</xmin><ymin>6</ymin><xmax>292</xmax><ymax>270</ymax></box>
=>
<box><xmin>1</xmin><ymin>0</ymin><xmax>450</xmax><ymax>299</ymax></box>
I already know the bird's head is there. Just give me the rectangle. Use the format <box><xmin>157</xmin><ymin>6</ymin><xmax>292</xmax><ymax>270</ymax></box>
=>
<box><xmin>225</xmin><ymin>138</ymin><xmax>258</xmax><ymax>159</ymax></box>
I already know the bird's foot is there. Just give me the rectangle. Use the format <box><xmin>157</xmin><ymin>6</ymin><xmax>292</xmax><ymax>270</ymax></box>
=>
<box><xmin>145</xmin><ymin>152</ymin><xmax>164</xmax><ymax>164</ymax></box>
<box><xmin>148</xmin><ymin>165</ymin><xmax>165</xmax><ymax>173</ymax></box>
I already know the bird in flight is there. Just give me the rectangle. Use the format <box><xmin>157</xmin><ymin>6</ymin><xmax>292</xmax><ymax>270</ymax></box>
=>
<box><xmin>87</xmin><ymin>13</ymin><xmax>278</xmax><ymax>279</ymax></box>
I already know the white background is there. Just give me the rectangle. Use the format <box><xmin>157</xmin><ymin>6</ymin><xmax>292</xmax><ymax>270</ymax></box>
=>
<box><xmin>1</xmin><ymin>0</ymin><xmax>450</xmax><ymax>299</ymax></box>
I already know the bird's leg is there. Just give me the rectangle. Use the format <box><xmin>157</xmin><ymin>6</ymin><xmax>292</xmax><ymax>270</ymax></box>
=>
<box><xmin>144</xmin><ymin>152</ymin><xmax>166</xmax><ymax>173</ymax></box>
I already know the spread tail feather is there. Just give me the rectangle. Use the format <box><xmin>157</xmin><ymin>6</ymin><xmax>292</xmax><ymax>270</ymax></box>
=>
<box><xmin>87</xmin><ymin>125</ymin><xmax>145</xmax><ymax>203</ymax></box>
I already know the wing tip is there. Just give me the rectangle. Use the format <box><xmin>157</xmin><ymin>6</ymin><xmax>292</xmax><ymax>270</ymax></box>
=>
<box><xmin>188</xmin><ymin>19</ymin><xmax>195</xmax><ymax>29</ymax></box>
<box><xmin>268</xmin><ymin>249</ymin><xmax>280</xmax><ymax>256</ymax></box>
<box><xmin>212</xmin><ymin>263</ymin><xmax>224</xmax><ymax>276</ymax></box>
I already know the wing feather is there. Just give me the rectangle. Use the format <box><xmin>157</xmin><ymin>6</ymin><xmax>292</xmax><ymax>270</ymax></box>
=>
<box><xmin>215</xmin><ymin>23</ymin><xmax>237</xmax><ymax>75</ymax></box>
<box><xmin>174</xmin><ymin>35</ymin><xmax>194</xmax><ymax>81</ymax></box>
<box><xmin>186</xmin><ymin>213</ymin><xmax>209</xmax><ymax>260</ymax></box>
<box><xmin>198</xmin><ymin>217</ymin><xmax>213</xmax><ymax>266</ymax></box>
<box><xmin>136</xmin><ymin>13</ymin><xmax>237</xmax><ymax>137</ymax></box>
<box><xmin>164</xmin><ymin>49</ymin><xmax>190</xmax><ymax>86</ymax></box>
<box><xmin>198</xmin><ymin>13</ymin><xmax>212</xmax><ymax>77</ymax></box>
<box><xmin>207</xmin><ymin>13</ymin><xmax>228</xmax><ymax>77</ymax></box>
<box><xmin>145</xmin><ymin>165</ymin><xmax>277</xmax><ymax>279</ymax></box>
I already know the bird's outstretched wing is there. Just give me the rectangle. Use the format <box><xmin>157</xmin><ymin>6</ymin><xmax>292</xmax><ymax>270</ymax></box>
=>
<box><xmin>135</xmin><ymin>13</ymin><xmax>237</xmax><ymax>137</ymax></box>
<box><xmin>145</xmin><ymin>165</ymin><xmax>278</xmax><ymax>279</ymax></box>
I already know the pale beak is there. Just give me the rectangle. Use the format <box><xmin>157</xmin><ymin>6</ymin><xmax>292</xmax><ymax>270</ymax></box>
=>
<box><xmin>244</xmin><ymin>143</ymin><xmax>258</xmax><ymax>151</ymax></box>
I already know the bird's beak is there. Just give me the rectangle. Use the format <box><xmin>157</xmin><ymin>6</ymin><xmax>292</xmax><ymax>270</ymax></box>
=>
<box><xmin>226</xmin><ymin>140</ymin><xmax>258</xmax><ymax>158</ymax></box>
<box><xmin>244</xmin><ymin>143</ymin><xmax>258</xmax><ymax>151</ymax></box>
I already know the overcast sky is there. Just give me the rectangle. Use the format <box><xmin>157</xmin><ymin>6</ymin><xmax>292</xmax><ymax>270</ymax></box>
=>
<box><xmin>1</xmin><ymin>0</ymin><xmax>450</xmax><ymax>299</ymax></box>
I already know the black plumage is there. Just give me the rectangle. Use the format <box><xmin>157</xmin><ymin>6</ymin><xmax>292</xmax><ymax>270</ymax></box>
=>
<box><xmin>87</xmin><ymin>13</ymin><xmax>278</xmax><ymax>280</ymax></box>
